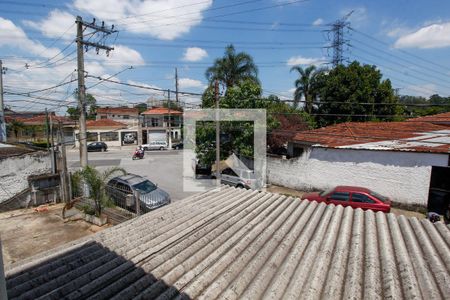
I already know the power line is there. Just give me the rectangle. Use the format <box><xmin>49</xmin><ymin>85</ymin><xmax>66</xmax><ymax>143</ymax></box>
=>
<box><xmin>123</xmin><ymin>0</ymin><xmax>309</xmax><ymax>32</ymax></box>
<box><xmin>351</xmin><ymin>40</ymin><xmax>450</xmax><ymax>83</ymax></box>
<box><xmin>85</xmin><ymin>75</ymin><xmax>204</xmax><ymax>96</ymax></box>
<box><xmin>349</xmin><ymin>27</ymin><xmax>450</xmax><ymax>74</ymax></box>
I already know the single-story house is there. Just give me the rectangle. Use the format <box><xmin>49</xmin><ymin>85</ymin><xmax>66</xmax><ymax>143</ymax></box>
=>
<box><xmin>74</xmin><ymin>119</ymin><xmax>138</xmax><ymax>147</ymax></box>
<box><xmin>4</xmin><ymin>186</ymin><xmax>449</xmax><ymax>299</ymax></box>
<box><xmin>268</xmin><ymin>117</ymin><xmax>450</xmax><ymax>207</ymax></box>
<box><xmin>6</xmin><ymin>114</ymin><xmax>76</xmax><ymax>145</ymax></box>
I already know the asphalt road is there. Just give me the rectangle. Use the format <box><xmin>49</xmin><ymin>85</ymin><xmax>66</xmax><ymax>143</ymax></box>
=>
<box><xmin>67</xmin><ymin>147</ymin><xmax>198</xmax><ymax>201</ymax></box>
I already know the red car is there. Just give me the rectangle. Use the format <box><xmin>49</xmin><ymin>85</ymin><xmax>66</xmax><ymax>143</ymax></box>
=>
<box><xmin>301</xmin><ymin>186</ymin><xmax>391</xmax><ymax>213</ymax></box>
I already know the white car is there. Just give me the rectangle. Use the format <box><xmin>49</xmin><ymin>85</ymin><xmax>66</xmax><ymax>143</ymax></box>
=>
<box><xmin>142</xmin><ymin>140</ymin><xmax>168</xmax><ymax>151</ymax></box>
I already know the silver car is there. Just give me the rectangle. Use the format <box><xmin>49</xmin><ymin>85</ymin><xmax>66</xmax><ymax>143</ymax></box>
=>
<box><xmin>215</xmin><ymin>167</ymin><xmax>260</xmax><ymax>190</ymax></box>
<box><xmin>106</xmin><ymin>174</ymin><xmax>170</xmax><ymax>213</ymax></box>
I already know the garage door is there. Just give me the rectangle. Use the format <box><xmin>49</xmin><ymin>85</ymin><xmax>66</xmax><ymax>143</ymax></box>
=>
<box><xmin>148</xmin><ymin>130</ymin><xmax>166</xmax><ymax>142</ymax></box>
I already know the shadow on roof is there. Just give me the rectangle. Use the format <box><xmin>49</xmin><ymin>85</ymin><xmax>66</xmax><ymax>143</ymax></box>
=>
<box><xmin>6</xmin><ymin>241</ymin><xmax>192</xmax><ymax>299</ymax></box>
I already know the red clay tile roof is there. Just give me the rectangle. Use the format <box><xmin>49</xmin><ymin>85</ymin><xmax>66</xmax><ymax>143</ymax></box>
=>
<box><xmin>6</xmin><ymin>115</ymin><xmax>75</xmax><ymax>125</ymax></box>
<box><xmin>293</xmin><ymin>121</ymin><xmax>450</xmax><ymax>154</ymax></box>
<box><xmin>406</xmin><ymin>112</ymin><xmax>450</xmax><ymax>126</ymax></box>
<box><xmin>141</xmin><ymin>107</ymin><xmax>183</xmax><ymax>115</ymax></box>
<box><xmin>96</xmin><ymin>107</ymin><xmax>139</xmax><ymax>115</ymax></box>
<box><xmin>86</xmin><ymin>119</ymin><xmax>127</xmax><ymax>128</ymax></box>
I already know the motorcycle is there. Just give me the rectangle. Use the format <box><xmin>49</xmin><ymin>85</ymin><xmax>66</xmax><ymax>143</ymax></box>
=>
<box><xmin>132</xmin><ymin>149</ymin><xmax>144</xmax><ymax>160</ymax></box>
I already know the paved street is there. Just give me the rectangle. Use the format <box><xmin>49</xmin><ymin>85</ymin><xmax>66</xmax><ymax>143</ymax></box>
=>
<box><xmin>67</xmin><ymin>147</ymin><xmax>198</xmax><ymax>201</ymax></box>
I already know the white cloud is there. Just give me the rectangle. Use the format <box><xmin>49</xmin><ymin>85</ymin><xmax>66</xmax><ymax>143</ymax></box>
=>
<box><xmin>312</xmin><ymin>18</ymin><xmax>323</xmax><ymax>26</ymax></box>
<box><xmin>73</xmin><ymin>0</ymin><xmax>213</xmax><ymax>40</ymax></box>
<box><xmin>286</xmin><ymin>55</ymin><xmax>327</xmax><ymax>66</ymax></box>
<box><xmin>102</xmin><ymin>45</ymin><xmax>145</xmax><ymax>67</ymax></box>
<box><xmin>394</xmin><ymin>22</ymin><xmax>450</xmax><ymax>49</ymax></box>
<box><xmin>178</xmin><ymin>78</ymin><xmax>204</xmax><ymax>89</ymax></box>
<box><xmin>23</xmin><ymin>9</ymin><xmax>74</xmax><ymax>40</ymax></box>
<box><xmin>182</xmin><ymin>47</ymin><xmax>208</xmax><ymax>62</ymax></box>
<box><xmin>0</xmin><ymin>17</ymin><xmax>60</xmax><ymax>59</ymax></box>
<box><xmin>403</xmin><ymin>83</ymin><xmax>438</xmax><ymax>97</ymax></box>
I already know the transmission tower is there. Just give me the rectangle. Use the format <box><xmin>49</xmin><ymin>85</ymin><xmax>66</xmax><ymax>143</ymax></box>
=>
<box><xmin>325</xmin><ymin>11</ymin><xmax>353</xmax><ymax>67</ymax></box>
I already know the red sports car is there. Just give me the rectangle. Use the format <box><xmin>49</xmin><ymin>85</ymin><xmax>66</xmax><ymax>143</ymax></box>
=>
<box><xmin>301</xmin><ymin>186</ymin><xmax>391</xmax><ymax>213</ymax></box>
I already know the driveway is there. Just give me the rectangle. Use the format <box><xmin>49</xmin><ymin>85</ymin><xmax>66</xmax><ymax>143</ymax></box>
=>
<box><xmin>67</xmin><ymin>148</ymin><xmax>198</xmax><ymax>201</ymax></box>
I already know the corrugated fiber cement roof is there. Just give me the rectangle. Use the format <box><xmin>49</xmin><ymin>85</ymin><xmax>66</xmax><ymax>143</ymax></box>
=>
<box><xmin>5</xmin><ymin>186</ymin><xmax>450</xmax><ymax>299</ymax></box>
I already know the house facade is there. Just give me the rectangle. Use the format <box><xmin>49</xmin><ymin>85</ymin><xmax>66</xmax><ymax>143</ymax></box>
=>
<box><xmin>74</xmin><ymin>119</ymin><xmax>138</xmax><ymax>147</ymax></box>
<box><xmin>267</xmin><ymin>118</ymin><xmax>450</xmax><ymax>206</ymax></box>
<box><xmin>96</xmin><ymin>107</ymin><xmax>139</xmax><ymax>127</ymax></box>
<box><xmin>138</xmin><ymin>107</ymin><xmax>182</xmax><ymax>146</ymax></box>
<box><xmin>5</xmin><ymin>113</ymin><xmax>76</xmax><ymax>145</ymax></box>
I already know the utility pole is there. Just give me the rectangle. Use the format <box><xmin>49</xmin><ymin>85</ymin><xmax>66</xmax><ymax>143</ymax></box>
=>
<box><xmin>175</xmin><ymin>68</ymin><xmax>179</xmax><ymax>103</ymax></box>
<box><xmin>325</xmin><ymin>10</ymin><xmax>353</xmax><ymax>67</ymax></box>
<box><xmin>0</xmin><ymin>60</ymin><xmax>6</xmax><ymax>143</ymax></box>
<box><xmin>49</xmin><ymin>114</ymin><xmax>56</xmax><ymax>174</ymax></box>
<box><xmin>58</xmin><ymin>121</ymin><xmax>69</xmax><ymax>202</ymax></box>
<box><xmin>75</xmin><ymin>16</ymin><xmax>117</xmax><ymax>168</ymax></box>
<box><xmin>45</xmin><ymin>108</ymin><xmax>50</xmax><ymax>149</ymax></box>
<box><xmin>167</xmin><ymin>89</ymin><xmax>172</xmax><ymax>149</ymax></box>
<box><xmin>214</xmin><ymin>80</ymin><xmax>220</xmax><ymax>184</ymax></box>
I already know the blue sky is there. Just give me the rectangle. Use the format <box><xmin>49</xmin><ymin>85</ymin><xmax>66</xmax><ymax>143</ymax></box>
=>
<box><xmin>1</xmin><ymin>0</ymin><xmax>450</xmax><ymax>114</ymax></box>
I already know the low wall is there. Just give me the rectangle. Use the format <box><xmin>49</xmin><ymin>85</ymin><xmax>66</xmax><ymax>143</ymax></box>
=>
<box><xmin>0</xmin><ymin>151</ymin><xmax>51</xmax><ymax>204</ymax></box>
<box><xmin>267</xmin><ymin>147</ymin><xmax>449</xmax><ymax>206</ymax></box>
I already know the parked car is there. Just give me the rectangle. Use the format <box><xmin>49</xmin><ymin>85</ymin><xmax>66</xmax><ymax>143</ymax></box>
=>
<box><xmin>106</xmin><ymin>174</ymin><xmax>170</xmax><ymax>213</ymax></box>
<box><xmin>141</xmin><ymin>140</ymin><xmax>168</xmax><ymax>150</ymax></box>
<box><xmin>172</xmin><ymin>142</ymin><xmax>183</xmax><ymax>150</ymax></box>
<box><xmin>301</xmin><ymin>186</ymin><xmax>391</xmax><ymax>213</ymax></box>
<box><xmin>87</xmin><ymin>142</ymin><xmax>107</xmax><ymax>152</ymax></box>
<box><xmin>212</xmin><ymin>167</ymin><xmax>260</xmax><ymax>190</ymax></box>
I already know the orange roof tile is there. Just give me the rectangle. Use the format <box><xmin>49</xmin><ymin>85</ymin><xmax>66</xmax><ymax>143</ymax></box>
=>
<box><xmin>293</xmin><ymin>121</ymin><xmax>450</xmax><ymax>154</ymax></box>
<box><xmin>6</xmin><ymin>115</ymin><xmax>75</xmax><ymax>125</ymax></box>
<box><xmin>406</xmin><ymin>112</ymin><xmax>450</xmax><ymax>126</ymax></box>
<box><xmin>86</xmin><ymin>119</ymin><xmax>127</xmax><ymax>128</ymax></box>
<box><xmin>96</xmin><ymin>107</ymin><xmax>139</xmax><ymax>115</ymax></box>
<box><xmin>141</xmin><ymin>107</ymin><xmax>183</xmax><ymax>115</ymax></box>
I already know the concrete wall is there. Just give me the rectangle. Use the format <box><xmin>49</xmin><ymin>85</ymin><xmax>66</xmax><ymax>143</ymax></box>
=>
<box><xmin>267</xmin><ymin>147</ymin><xmax>449</xmax><ymax>206</ymax></box>
<box><xmin>0</xmin><ymin>152</ymin><xmax>51</xmax><ymax>204</ymax></box>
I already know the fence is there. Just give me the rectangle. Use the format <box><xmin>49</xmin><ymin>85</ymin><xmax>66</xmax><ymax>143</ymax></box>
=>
<box><xmin>70</xmin><ymin>173</ymin><xmax>144</xmax><ymax>225</ymax></box>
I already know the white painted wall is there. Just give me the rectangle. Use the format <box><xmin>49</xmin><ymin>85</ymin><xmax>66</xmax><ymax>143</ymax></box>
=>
<box><xmin>267</xmin><ymin>147</ymin><xmax>449</xmax><ymax>206</ymax></box>
<box><xmin>0</xmin><ymin>152</ymin><xmax>51</xmax><ymax>203</ymax></box>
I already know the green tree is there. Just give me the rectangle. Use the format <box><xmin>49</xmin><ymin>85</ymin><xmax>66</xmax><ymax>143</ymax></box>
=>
<box><xmin>68</xmin><ymin>93</ymin><xmax>98</xmax><ymax>120</ymax></box>
<box><xmin>74</xmin><ymin>166</ymin><xmax>126</xmax><ymax>217</ymax></box>
<box><xmin>86</xmin><ymin>93</ymin><xmax>98</xmax><ymax>120</ymax></box>
<box><xmin>67</xmin><ymin>107</ymin><xmax>80</xmax><ymax>120</ymax></box>
<box><xmin>134</xmin><ymin>102</ymin><xmax>148</xmax><ymax>114</ymax></box>
<box><xmin>205</xmin><ymin>44</ymin><xmax>259</xmax><ymax>91</ymax></box>
<box><xmin>290</xmin><ymin>65</ymin><xmax>323</xmax><ymax>112</ymax></box>
<box><xmin>315</xmin><ymin>61</ymin><xmax>403</xmax><ymax>126</ymax></box>
<box><xmin>198</xmin><ymin>79</ymin><xmax>314</xmax><ymax>164</ymax></box>
<box><xmin>7</xmin><ymin>119</ymin><xmax>24</xmax><ymax>140</ymax></box>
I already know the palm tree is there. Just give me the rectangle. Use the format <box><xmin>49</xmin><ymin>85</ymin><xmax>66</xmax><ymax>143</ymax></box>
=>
<box><xmin>205</xmin><ymin>44</ymin><xmax>259</xmax><ymax>90</ymax></box>
<box><xmin>290</xmin><ymin>65</ymin><xmax>322</xmax><ymax>113</ymax></box>
<box><xmin>71</xmin><ymin>166</ymin><xmax>127</xmax><ymax>217</ymax></box>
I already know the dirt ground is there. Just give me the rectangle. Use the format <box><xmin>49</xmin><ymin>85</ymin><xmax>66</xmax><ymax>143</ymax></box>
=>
<box><xmin>266</xmin><ymin>185</ymin><xmax>426</xmax><ymax>219</ymax></box>
<box><xmin>0</xmin><ymin>204</ymin><xmax>108</xmax><ymax>268</ymax></box>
